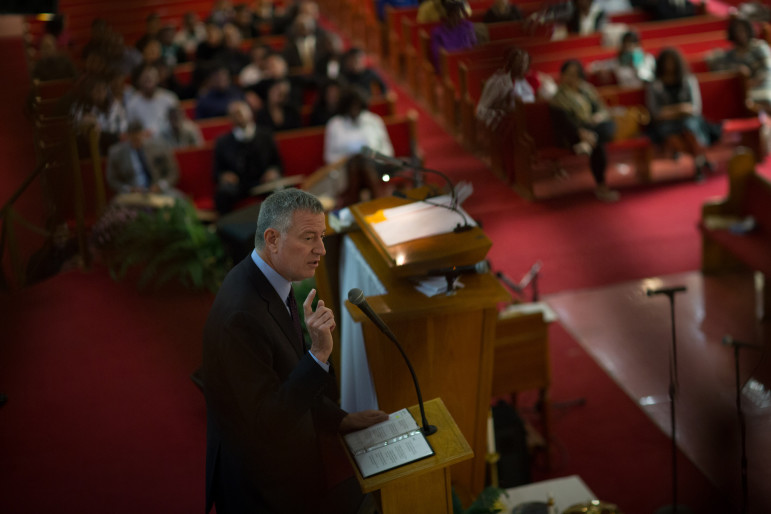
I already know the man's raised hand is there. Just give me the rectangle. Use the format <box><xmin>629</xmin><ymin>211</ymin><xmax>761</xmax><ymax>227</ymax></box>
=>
<box><xmin>304</xmin><ymin>289</ymin><xmax>335</xmax><ymax>363</ymax></box>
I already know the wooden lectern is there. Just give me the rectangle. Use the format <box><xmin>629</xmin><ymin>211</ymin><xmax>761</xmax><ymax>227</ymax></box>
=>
<box><xmin>347</xmin><ymin>398</ymin><xmax>473</xmax><ymax>514</ymax></box>
<box><xmin>318</xmin><ymin>196</ymin><xmax>510</xmax><ymax>500</ymax></box>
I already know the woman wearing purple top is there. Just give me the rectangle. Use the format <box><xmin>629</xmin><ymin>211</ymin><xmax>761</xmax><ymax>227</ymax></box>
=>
<box><xmin>429</xmin><ymin>0</ymin><xmax>477</xmax><ymax>73</ymax></box>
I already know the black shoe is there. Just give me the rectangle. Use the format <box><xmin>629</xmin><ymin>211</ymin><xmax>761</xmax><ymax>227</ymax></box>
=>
<box><xmin>694</xmin><ymin>164</ymin><xmax>706</xmax><ymax>183</ymax></box>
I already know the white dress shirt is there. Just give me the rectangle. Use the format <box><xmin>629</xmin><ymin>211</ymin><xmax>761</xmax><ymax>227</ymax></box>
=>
<box><xmin>126</xmin><ymin>88</ymin><xmax>179</xmax><ymax>137</ymax></box>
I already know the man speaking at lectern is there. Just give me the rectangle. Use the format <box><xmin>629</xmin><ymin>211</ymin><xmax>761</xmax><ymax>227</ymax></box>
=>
<box><xmin>203</xmin><ymin>189</ymin><xmax>387</xmax><ymax>513</ymax></box>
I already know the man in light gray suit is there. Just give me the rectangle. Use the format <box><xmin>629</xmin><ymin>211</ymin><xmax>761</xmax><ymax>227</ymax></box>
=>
<box><xmin>106</xmin><ymin>120</ymin><xmax>180</xmax><ymax>195</ymax></box>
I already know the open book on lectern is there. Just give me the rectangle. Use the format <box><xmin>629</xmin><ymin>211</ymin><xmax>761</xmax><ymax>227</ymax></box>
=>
<box><xmin>343</xmin><ymin>408</ymin><xmax>435</xmax><ymax>478</ymax></box>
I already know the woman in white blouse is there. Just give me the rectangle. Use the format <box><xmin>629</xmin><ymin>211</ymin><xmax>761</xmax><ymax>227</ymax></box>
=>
<box><xmin>323</xmin><ymin>86</ymin><xmax>393</xmax><ymax>165</ymax></box>
<box><xmin>323</xmin><ymin>86</ymin><xmax>392</xmax><ymax>206</ymax></box>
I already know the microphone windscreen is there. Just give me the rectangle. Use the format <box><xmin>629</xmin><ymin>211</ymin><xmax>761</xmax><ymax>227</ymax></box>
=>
<box><xmin>348</xmin><ymin>288</ymin><xmax>365</xmax><ymax>305</ymax></box>
<box><xmin>723</xmin><ymin>335</ymin><xmax>733</xmax><ymax>346</ymax></box>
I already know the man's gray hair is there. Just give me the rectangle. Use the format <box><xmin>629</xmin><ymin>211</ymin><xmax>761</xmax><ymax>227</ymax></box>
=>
<box><xmin>254</xmin><ymin>188</ymin><xmax>324</xmax><ymax>250</ymax></box>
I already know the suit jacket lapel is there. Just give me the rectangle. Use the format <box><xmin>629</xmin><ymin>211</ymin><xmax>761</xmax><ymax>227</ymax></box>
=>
<box><xmin>243</xmin><ymin>257</ymin><xmax>304</xmax><ymax>359</ymax></box>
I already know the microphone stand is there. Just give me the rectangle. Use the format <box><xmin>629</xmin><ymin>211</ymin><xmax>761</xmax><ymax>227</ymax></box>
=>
<box><xmin>649</xmin><ymin>288</ymin><xmax>692</xmax><ymax>514</ymax></box>
<box><xmin>348</xmin><ymin>289</ymin><xmax>437</xmax><ymax>436</ymax></box>
<box><xmin>734</xmin><ymin>342</ymin><xmax>749</xmax><ymax>514</ymax></box>
<box><xmin>378</xmin><ymin>324</ymin><xmax>438</xmax><ymax>437</ymax></box>
<box><xmin>724</xmin><ymin>335</ymin><xmax>759</xmax><ymax>514</ymax></box>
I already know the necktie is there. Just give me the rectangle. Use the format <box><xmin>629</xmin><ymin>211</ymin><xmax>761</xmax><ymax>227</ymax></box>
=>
<box><xmin>134</xmin><ymin>148</ymin><xmax>154</xmax><ymax>188</ymax></box>
<box><xmin>286</xmin><ymin>287</ymin><xmax>305</xmax><ymax>351</ymax></box>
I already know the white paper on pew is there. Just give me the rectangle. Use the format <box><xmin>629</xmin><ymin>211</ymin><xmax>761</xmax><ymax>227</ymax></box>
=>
<box><xmin>372</xmin><ymin>198</ymin><xmax>476</xmax><ymax>246</ymax></box>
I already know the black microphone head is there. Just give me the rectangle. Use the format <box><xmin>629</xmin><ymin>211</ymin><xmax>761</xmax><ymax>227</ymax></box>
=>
<box><xmin>360</xmin><ymin>146</ymin><xmax>375</xmax><ymax>159</ymax></box>
<box><xmin>646</xmin><ymin>289</ymin><xmax>654</xmax><ymax>297</ymax></box>
<box><xmin>348</xmin><ymin>288</ymin><xmax>365</xmax><ymax>306</ymax></box>
<box><xmin>723</xmin><ymin>335</ymin><xmax>733</xmax><ymax>346</ymax></box>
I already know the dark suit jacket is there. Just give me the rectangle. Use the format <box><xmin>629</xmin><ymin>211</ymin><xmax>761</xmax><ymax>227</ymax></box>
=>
<box><xmin>203</xmin><ymin>256</ymin><xmax>346</xmax><ymax>514</ymax></box>
<box><xmin>106</xmin><ymin>139</ymin><xmax>179</xmax><ymax>194</ymax></box>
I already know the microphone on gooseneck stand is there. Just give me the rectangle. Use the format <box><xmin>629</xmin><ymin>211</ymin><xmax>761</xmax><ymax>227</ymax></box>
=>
<box><xmin>347</xmin><ymin>288</ymin><xmax>437</xmax><ymax>436</ymax></box>
<box><xmin>360</xmin><ymin>146</ymin><xmax>473</xmax><ymax>233</ymax></box>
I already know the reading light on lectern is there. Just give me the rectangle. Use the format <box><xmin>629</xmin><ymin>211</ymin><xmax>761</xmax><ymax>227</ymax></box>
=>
<box><xmin>396</xmin><ymin>253</ymin><xmax>406</xmax><ymax>266</ymax></box>
<box><xmin>382</xmin><ymin>173</ymin><xmax>391</xmax><ymax>182</ymax></box>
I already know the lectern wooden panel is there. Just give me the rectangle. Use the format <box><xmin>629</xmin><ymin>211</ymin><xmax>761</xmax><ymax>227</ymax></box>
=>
<box><xmin>338</xmin><ymin>196</ymin><xmax>510</xmax><ymax>498</ymax></box>
<box><xmin>348</xmin><ymin>398</ymin><xmax>473</xmax><ymax>514</ymax></box>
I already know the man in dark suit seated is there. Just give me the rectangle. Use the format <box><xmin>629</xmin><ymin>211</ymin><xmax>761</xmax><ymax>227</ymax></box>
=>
<box><xmin>212</xmin><ymin>101</ymin><xmax>282</xmax><ymax>214</ymax></box>
<box><xmin>203</xmin><ymin>188</ymin><xmax>388</xmax><ymax>513</ymax></box>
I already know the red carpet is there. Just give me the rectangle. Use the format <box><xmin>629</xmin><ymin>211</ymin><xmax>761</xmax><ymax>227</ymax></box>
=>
<box><xmin>0</xmin><ymin>269</ymin><xmax>211</xmax><ymax>513</ymax></box>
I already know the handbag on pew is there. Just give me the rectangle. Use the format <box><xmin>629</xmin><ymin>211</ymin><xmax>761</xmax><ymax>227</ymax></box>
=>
<box><xmin>609</xmin><ymin>105</ymin><xmax>650</xmax><ymax>142</ymax></box>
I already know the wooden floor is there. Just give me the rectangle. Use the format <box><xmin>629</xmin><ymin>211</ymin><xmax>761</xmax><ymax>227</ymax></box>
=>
<box><xmin>546</xmin><ymin>270</ymin><xmax>771</xmax><ymax>511</ymax></box>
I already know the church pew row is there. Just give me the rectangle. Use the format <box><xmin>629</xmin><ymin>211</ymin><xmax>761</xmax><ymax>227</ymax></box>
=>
<box><xmin>408</xmin><ymin>16</ymin><xmax>728</xmax><ymax>112</ymax></box>
<box><xmin>458</xmin><ymin>51</ymin><xmax>712</xmax><ymax>150</ymax></box>
<box><xmin>502</xmin><ymin>71</ymin><xmax>760</xmax><ymax>198</ymax></box>
<box><xmin>192</xmin><ymin>93</ymin><xmax>397</xmax><ymax>141</ymax></box>
<box><xmin>446</xmin><ymin>30</ymin><xmax>731</xmax><ymax>137</ymax></box>
<box><xmin>700</xmin><ymin>151</ymin><xmax>771</xmax><ymax>319</ymax></box>
<box><xmin>175</xmin><ymin>111</ymin><xmax>419</xmax><ymax>211</ymax></box>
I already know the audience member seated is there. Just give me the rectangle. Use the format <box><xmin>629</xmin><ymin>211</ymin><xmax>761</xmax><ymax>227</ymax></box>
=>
<box><xmin>210</xmin><ymin>0</ymin><xmax>236</xmax><ymax>26</ymax></box>
<box><xmin>324</xmin><ymin>86</ymin><xmax>394</xmax><ymax>164</ymax></box>
<box><xmin>483</xmin><ymin>0</ymin><xmax>523</xmax><ymax>23</ymax></box>
<box><xmin>233</xmin><ymin>3</ymin><xmax>260</xmax><ymax>38</ymax></box>
<box><xmin>126</xmin><ymin>65</ymin><xmax>180</xmax><ymax>136</ymax></box>
<box><xmin>631</xmin><ymin>0</ymin><xmax>697</xmax><ymax>20</ymax></box>
<box><xmin>174</xmin><ymin>12</ymin><xmax>207</xmax><ymax>57</ymax></box>
<box><xmin>646</xmin><ymin>48</ymin><xmax>716</xmax><ymax>180</ymax></box>
<box><xmin>31</xmin><ymin>34</ymin><xmax>78</xmax><ymax>81</ymax></box>
<box><xmin>418</xmin><ymin>0</ymin><xmax>471</xmax><ymax>23</ymax></box>
<box><xmin>135</xmin><ymin>12</ymin><xmax>162</xmax><ymax>52</ymax></box>
<box><xmin>429</xmin><ymin>0</ymin><xmax>477</xmax><ymax>74</ymax></box>
<box><xmin>81</xmin><ymin>18</ymin><xmax>108</xmax><ymax>60</ymax></box>
<box><xmin>253</xmin><ymin>0</ymin><xmax>277</xmax><ymax>23</ymax></box>
<box><xmin>246</xmin><ymin>53</ymin><xmax>304</xmax><ymax>109</ymax></box>
<box><xmin>196</xmin><ymin>65</ymin><xmax>245</xmax><ymax>119</ymax></box>
<box><xmin>476</xmin><ymin>48</ymin><xmax>549</xmax><ymax>129</ymax></box>
<box><xmin>713</xmin><ymin>17</ymin><xmax>771</xmax><ymax>114</ymax></box>
<box><xmin>588</xmin><ymin>30</ymin><xmax>655</xmax><ymax>87</ymax></box>
<box><xmin>160</xmin><ymin>106</ymin><xmax>204</xmax><ymax>147</ymax></box>
<box><xmin>196</xmin><ymin>22</ymin><xmax>225</xmax><ymax>62</ymax></box>
<box><xmin>310</xmin><ymin>79</ymin><xmax>343</xmax><ymax>126</ymax></box>
<box><xmin>219</xmin><ymin>24</ymin><xmax>251</xmax><ymax>76</ymax></box>
<box><xmin>283</xmin><ymin>13</ymin><xmax>328</xmax><ymax>69</ymax></box>
<box><xmin>313</xmin><ymin>33</ymin><xmax>344</xmax><ymax>82</ymax></box>
<box><xmin>239</xmin><ymin>42</ymin><xmax>273</xmax><ymax>87</ymax></box>
<box><xmin>213</xmin><ymin>101</ymin><xmax>283</xmax><ymax>214</ymax></box>
<box><xmin>137</xmin><ymin>38</ymin><xmax>164</xmax><ymax>72</ymax></box>
<box><xmin>341</xmin><ymin>47</ymin><xmax>388</xmax><ymax>95</ymax></box>
<box><xmin>106</xmin><ymin>121</ymin><xmax>180</xmax><ymax>195</ymax></box>
<box><xmin>254</xmin><ymin>78</ymin><xmax>303</xmax><ymax>131</ymax></box>
<box><xmin>376</xmin><ymin>0</ymin><xmax>419</xmax><ymax>20</ymax></box>
<box><xmin>550</xmin><ymin>60</ymin><xmax>620</xmax><ymax>202</ymax></box>
<box><xmin>42</xmin><ymin>14</ymin><xmax>72</xmax><ymax>52</ymax></box>
<box><xmin>567</xmin><ymin>0</ymin><xmax>606</xmax><ymax>35</ymax></box>
<box><xmin>158</xmin><ymin>24</ymin><xmax>187</xmax><ymax>67</ymax></box>
<box><xmin>72</xmin><ymin>77</ymin><xmax>128</xmax><ymax>154</ymax></box>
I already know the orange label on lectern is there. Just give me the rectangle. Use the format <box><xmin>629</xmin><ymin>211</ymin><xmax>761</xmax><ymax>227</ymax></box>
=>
<box><xmin>364</xmin><ymin>210</ymin><xmax>387</xmax><ymax>224</ymax></box>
